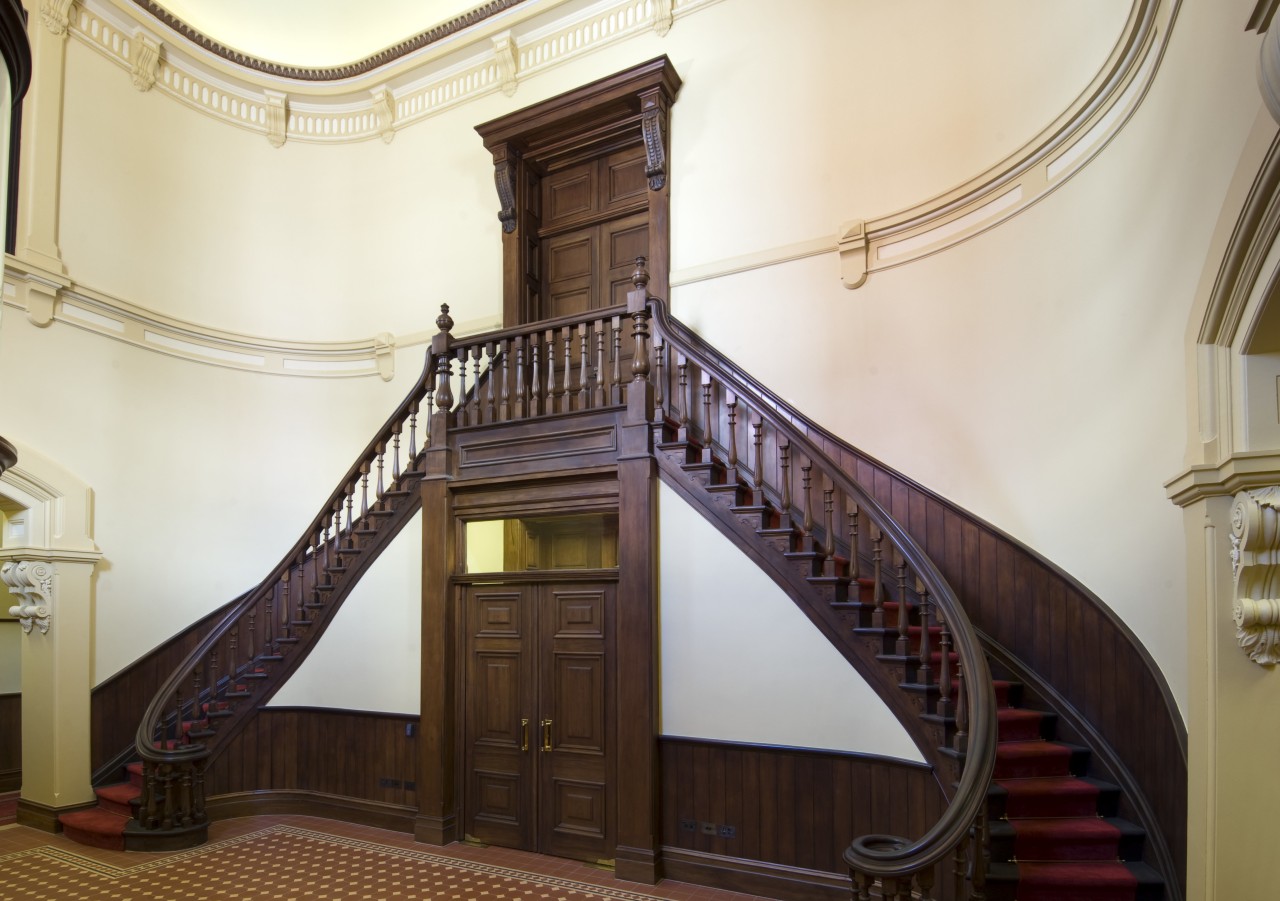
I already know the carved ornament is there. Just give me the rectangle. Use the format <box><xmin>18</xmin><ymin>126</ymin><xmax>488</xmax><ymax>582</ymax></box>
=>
<box><xmin>41</xmin><ymin>0</ymin><xmax>74</xmax><ymax>37</ymax></box>
<box><xmin>264</xmin><ymin>90</ymin><xmax>288</xmax><ymax>149</ymax></box>
<box><xmin>494</xmin><ymin>158</ymin><xmax>517</xmax><ymax>234</ymax></box>
<box><xmin>131</xmin><ymin>32</ymin><xmax>162</xmax><ymax>92</ymax></box>
<box><xmin>2</xmin><ymin>560</ymin><xmax>54</xmax><ymax>635</ymax></box>
<box><xmin>654</xmin><ymin>0</ymin><xmax>674</xmax><ymax>36</ymax></box>
<box><xmin>641</xmin><ymin>93</ymin><xmax>667</xmax><ymax>191</ymax></box>
<box><xmin>493</xmin><ymin>32</ymin><xmax>518</xmax><ymax>98</ymax></box>
<box><xmin>1230</xmin><ymin>487</ymin><xmax>1280</xmax><ymax>665</ymax></box>
<box><xmin>371</xmin><ymin>88</ymin><xmax>396</xmax><ymax>144</ymax></box>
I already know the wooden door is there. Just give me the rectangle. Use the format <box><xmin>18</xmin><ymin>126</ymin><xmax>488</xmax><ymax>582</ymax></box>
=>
<box><xmin>463</xmin><ymin>581</ymin><xmax>616</xmax><ymax>863</ymax></box>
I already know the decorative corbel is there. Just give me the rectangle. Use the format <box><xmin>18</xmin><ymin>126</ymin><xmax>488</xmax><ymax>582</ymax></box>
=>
<box><xmin>374</xmin><ymin>332</ymin><xmax>396</xmax><ymax>382</ymax></box>
<box><xmin>40</xmin><ymin>0</ymin><xmax>74</xmax><ymax>37</ymax></box>
<box><xmin>640</xmin><ymin>88</ymin><xmax>668</xmax><ymax>191</ymax></box>
<box><xmin>839</xmin><ymin>220</ymin><xmax>869</xmax><ymax>289</ymax></box>
<box><xmin>264</xmin><ymin>90</ymin><xmax>288</xmax><ymax>149</ymax></box>
<box><xmin>131</xmin><ymin>31</ymin><xmax>163</xmax><ymax>92</ymax></box>
<box><xmin>493</xmin><ymin>31</ymin><xmax>519</xmax><ymax>97</ymax></box>
<box><xmin>494</xmin><ymin>153</ymin><xmax>518</xmax><ymax>234</ymax></box>
<box><xmin>2</xmin><ymin>560</ymin><xmax>54</xmax><ymax>635</ymax></box>
<box><xmin>371</xmin><ymin>87</ymin><xmax>396</xmax><ymax>144</ymax></box>
<box><xmin>653</xmin><ymin>0</ymin><xmax>674</xmax><ymax>36</ymax></box>
<box><xmin>1229</xmin><ymin>487</ymin><xmax>1280</xmax><ymax>665</ymax></box>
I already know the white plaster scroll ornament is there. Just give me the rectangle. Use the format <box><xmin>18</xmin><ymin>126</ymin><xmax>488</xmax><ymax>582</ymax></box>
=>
<box><xmin>1229</xmin><ymin>487</ymin><xmax>1280</xmax><ymax>666</ymax></box>
<box><xmin>2</xmin><ymin>560</ymin><xmax>53</xmax><ymax>635</ymax></box>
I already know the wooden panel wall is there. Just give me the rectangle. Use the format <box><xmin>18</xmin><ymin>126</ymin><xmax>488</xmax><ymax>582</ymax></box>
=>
<box><xmin>0</xmin><ymin>693</ymin><xmax>19</xmax><ymax>791</ymax></box>
<box><xmin>204</xmin><ymin>707</ymin><xmax>419</xmax><ymax>808</ymax></box>
<box><xmin>659</xmin><ymin>737</ymin><xmax>943</xmax><ymax>877</ymax></box>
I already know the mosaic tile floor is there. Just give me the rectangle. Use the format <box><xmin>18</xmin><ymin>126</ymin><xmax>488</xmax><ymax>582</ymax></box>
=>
<box><xmin>0</xmin><ymin>815</ymin><xmax>777</xmax><ymax>901</ymax></box>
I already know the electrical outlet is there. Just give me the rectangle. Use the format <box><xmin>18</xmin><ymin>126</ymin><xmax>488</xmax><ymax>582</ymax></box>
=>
<box><xmin>378</xmin><ymin>777</ymin><xmax>401</xmax><ymax>789</ymax></box>
<box><xmin>405</xmin><ymin>723</ymin><xmax>415</xmax><ymax>737</ymax></box>
<box><xmin>700</xmin><ymin>821</ymin><xmax>716</xmax><ymax>835</ymax></box>
<box><xmin>680</xmin><ymin>818</ymin><xmax>696</xmax><ymax>832</ymax></box>
<box><xmin>404</xmin><ymin>780</ymin><xmax>416</xmax><ymax>791</ymax></box>
<box><xmin>718</xmin><ymin>825</ymin><xmax>736</xmax><ymax>838</ymax></box>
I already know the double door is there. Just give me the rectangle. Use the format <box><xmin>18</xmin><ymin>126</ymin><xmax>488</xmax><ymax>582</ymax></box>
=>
<box><xmin>463</xmin><ymin>581</ymin><xmax>616</xmax><ymax>862</ymax></box>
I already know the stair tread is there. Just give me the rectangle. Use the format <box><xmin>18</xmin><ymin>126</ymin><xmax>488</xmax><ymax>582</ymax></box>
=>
<box><xmin>96</xmin><ymin>783</ymin><xmax>141</xmax><ymax>804</ymax></box>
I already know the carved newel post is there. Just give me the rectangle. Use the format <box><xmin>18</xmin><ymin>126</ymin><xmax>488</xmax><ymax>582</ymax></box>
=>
<box><xmin>431</xmin><ymin>304</ymin><xmax>455</xmax><ymax>436</ymax></box>
<box><xmin>1230</xmin><ymin>487</ymin><xmax>1280</xmax><ymax>666</ymax></box>
<box><xmin>627</xmin><ymin>257</ymin><xmax>654</xmax><ymax>423</ymax></box>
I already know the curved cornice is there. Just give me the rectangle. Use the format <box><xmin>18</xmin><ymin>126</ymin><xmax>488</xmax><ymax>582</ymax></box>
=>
<box><xmin>0</xmin><ymin>0</ymin><xmax>31</xmax><ymax>102</ymax></box>
<box><xmin>128</xmin><ymin>0</ymin><xmax>527</xmax><ymax>82</ymax></box>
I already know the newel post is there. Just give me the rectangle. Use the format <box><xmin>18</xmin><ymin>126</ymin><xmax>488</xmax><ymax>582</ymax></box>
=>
<box><xmin>430</xmin><ymin>305</ymin><xmax>455</xmax><ymax>443</ymax></box>
<box><xmin>627</xmin><ymin>258</ymin><xmax>655</xmax><ymax>425</ymax></box>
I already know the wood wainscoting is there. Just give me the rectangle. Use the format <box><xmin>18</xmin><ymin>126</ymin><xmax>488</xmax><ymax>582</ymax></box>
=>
<box><xmin>201</xmin><ymin>707</ymin><xmax>420</xmax><ymax>832</ymax></box>
<box><xmin>0</xmin><ymin>692</ymin><xmax>19</xmax><ymax>792</ymax></box>
<box><xmin>659</xmin><ymin>737</ymin><xmax>944</xmax><ymax>901</ymax></box>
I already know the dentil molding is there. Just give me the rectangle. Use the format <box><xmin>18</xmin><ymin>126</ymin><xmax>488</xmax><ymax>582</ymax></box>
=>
<box><xmin>1230</xmin><ymin>487</ymin><xmax>1280</xmax><ymax>666</ymax></box>
<box><xmin>2</xmin><ymin>559</ymin><xmax>53</xmax><ymax>634</ymax></box>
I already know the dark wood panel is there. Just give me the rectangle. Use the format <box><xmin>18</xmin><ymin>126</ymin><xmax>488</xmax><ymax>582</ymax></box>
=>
<box><xmin>0</xmin><ymin>692</ymin><xmax>19</xmax><ymax>791</ymax></box>
<box><xmin>204</xmin><ymin>708</ymin><xmax>419</xmax><ymax>809</ymax></box>
<box><xmin>659</xmin><ymin>736</ymin><xmax>943</xmax><ymax>878</ymax></box>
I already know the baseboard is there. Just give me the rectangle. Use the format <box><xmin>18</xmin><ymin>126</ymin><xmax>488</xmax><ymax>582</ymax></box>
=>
<box><xmin>205</xmin><ymin>790</ymin><xmax>417</xmax><ymax>834</ymax></box>
<box><xmin>660</xmin><ymin>847</ymin><xmax>850</xmax><ymax>901</ymax></box>
<box><xmin>16</xmin><ymin>797</ymin><xmax>96</xmax><ymax>833</ymax></box>
<box><xmin>0</xmin><ymin>767</ymin><xmax>19</xmax><ymax>793</ymax></box>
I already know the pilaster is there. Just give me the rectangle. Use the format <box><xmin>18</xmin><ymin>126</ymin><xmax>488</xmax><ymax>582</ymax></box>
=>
<box><xmin>17</xmin><ymin>0</ymin><xmax>68</xmax><ymax>275</ymax></box>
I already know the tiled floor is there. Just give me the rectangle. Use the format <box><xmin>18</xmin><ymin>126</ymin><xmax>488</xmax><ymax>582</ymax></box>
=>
<box><xmin>0</xmin><ymin>815</ymin><xmax>780</xmax><ymax>900</ymax></box>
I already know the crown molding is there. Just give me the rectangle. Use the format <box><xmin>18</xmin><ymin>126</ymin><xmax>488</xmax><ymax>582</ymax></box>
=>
<box><xmin>1165</xmin><ymin>451</ymin><xmax>1280</xmax><ymax>507</ymax></box>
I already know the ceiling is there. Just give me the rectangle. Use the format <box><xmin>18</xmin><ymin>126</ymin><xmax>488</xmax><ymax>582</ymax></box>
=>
<box><xmin>149</xmin><ymin>0</ymin><xmax>492</xmax><ymax>67</ymax></box>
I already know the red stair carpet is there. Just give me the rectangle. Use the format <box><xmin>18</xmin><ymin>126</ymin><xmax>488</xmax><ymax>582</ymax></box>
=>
<box><xmin>57</xmin><ymin>762</ymin><xmax>143</xmax><ymax>851</ymax></box>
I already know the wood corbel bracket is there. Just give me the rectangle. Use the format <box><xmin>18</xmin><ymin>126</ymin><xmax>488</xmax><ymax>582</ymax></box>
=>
<box><xmin>493</xmin><ymin>151</ymin><xmax>518</xmax><ymax>234</ymax></box>
<box><xmin>640</xmin><ymin>88</ymin><xmax>668</xmax><ymax>191</ymax></box>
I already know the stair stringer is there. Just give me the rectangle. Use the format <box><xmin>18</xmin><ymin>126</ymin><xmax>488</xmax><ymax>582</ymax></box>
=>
<box><xmin>979</xmin><ymin>632</ymin><xmax>1182</xmax><ymax>901</ymax></box>
<box><xmin>654</xmin><ymin>457</ymin><xmax>954</xmax><ymax>793</ymax></box>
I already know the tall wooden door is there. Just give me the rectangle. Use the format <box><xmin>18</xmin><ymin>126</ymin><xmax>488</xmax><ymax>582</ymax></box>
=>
<box><xmin>464</xmin><ymin>581</ymin><xmax>616</xmax><ymax>862</ymax></box>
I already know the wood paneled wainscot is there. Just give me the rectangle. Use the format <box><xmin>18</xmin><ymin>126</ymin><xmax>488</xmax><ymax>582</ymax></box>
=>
<box><xmin>0</xmin><ymin>692</ymin><xmax>19</xmax><ymax>792</ymax></box>
<box><xmin>660</xmin><ymin>737</ymin><xmax>944</xmax><ymax>901</ymax></box>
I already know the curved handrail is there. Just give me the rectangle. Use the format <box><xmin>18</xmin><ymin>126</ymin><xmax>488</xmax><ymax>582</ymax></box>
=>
<box><xmin>649</xmin><ymin>296</ymin><xmax>998</xmax><ymax>886</ymax></box>
<box><xmin>132</xmin><ymin>349</ymin><xmax>439</xmax><ymax>777</ymax></box>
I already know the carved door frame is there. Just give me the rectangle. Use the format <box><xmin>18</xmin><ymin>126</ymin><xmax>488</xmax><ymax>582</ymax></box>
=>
<box><xmin>475</xmin><ymin>56</ymin><xmax>682</xmax><ymax>327</ymax></box>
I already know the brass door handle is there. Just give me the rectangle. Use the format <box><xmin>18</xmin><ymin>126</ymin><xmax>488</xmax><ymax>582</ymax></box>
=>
<box><xmin>520</xmin><ymin>718</ymin><xmax>529</xmax><ymax>752</ymax></box>
<box><xmin>541</xmin><ymin>718</ymin><xmax>553</xmax><ymax>752</ymax></box>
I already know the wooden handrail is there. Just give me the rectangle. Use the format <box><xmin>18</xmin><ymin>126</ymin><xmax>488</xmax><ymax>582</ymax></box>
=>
<box><xmin>648</xmin><ymin>295</ymin><xmax>998</xmax><ymax>891</ymax></box>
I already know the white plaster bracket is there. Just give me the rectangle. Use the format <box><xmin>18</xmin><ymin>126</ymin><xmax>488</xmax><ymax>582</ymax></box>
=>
<box><xmin>264</xmin><ymin>90</ymin><xmax>288</xmax><ymax>149</ymax></box>
<box><xmin>1230</xmin><ymin>487</ymin><xmax>1280</xmax><ymax>665</ymax></box>
<box><xmin>493</xmin><ymin>32</ymin><xmax>519</xmax><ymax>97</ymax></box>
<box><xmin>130</xmin><ymin>31</ymin><xmax>163</xmax><ymax>93</ymax></box>
<box><xmin>40</xmin><ymin>0</ymin><xmax>74</xmax><ymax>37</ymax></box>
<box><xmin>653</xmin><ymin>0</ymin><xmax>674</xmax><ymax>36</ymax></box>
<box><xmin>838</xmin><ymin>220</ymin><xmax>869</xmax><ymax>290</ymax></box>
<box><xmin>374</xmin><ymin>332</ymin><xmax>396</xmax><ymax>382</ymax></box>
<box><xmin>2</xmin><ymin>560</ymin><xmax>54</xmax><ymax>635</ymax></box>
<box><xmin>371</xmin><ymin>87</ymin><xmax>396</xmax><ymax>144</ymax></box>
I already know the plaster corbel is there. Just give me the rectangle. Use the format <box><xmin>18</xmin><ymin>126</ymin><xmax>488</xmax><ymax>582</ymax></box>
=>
<box><xmin>838</xmin><ymin>220</ymin><xmax>869</xmax><ymax>289</ymax></box>
<box><xmin>20</xmin><ymin>276</ymin><xmax>61</xmax><ymax>328</ymax></box>
<box><xmin>2</xmin><ymin>560</ymin><xmax>53</xmax><ymax>635</ymax></box>
<box><xmin>264</xmin><ymin>90</ymin><xmax>288</xmax><ymax>148</ymax></box>
<box><xmin>1229</xmin><ymin>487</ymin><xmax>1280</xmax><ymax>665</ymax></box>
<box><xmin>371</xmin><ymin>87</ymin><xmax>396</xmax><ymax>144</ymax></box>
<box><xmin>653</xmin><ymin>0</ymin><xmax>674</xmax><ymax>36</ymax></box>
<box><xmin>493</xmin><ymin>32</ymin><xmax>518</xmax><ymax>97</ymax></box>
<box><xmin>39</xmin><ymin>0</ymin><xmax>73</xmax><ymax>37</ymax></box>
<box><xmin>130</xmin><ymin>31</ymin><xmax>162</xmax><ymax>93</ymax></box>
<box><xmin>374</xmin><ymin>332</ymin><xmax>396</xmax><ymax>382</ymax></box>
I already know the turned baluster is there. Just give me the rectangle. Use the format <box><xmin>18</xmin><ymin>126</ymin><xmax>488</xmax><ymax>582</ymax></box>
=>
<box><xmin>512</xmin><ymin>336</ymin><xmax>525</xmax><ymax>419</ymax></box>
<box><xmin>937</xmin><ymin>609</ymin><xmax>953</xmax><ymax>719</ymax></box>
<box><xmin>545</xmin><ymin>328</ymin><xmax>557</xmax><ymax>413</ymax></box>
<box><xmin>611</xmin><ymin>316</ymin><xmax>623</xmax><ymax>404</ymax></box>
<box><xmin>578</xmin><ymin>323</ymin><xmax>590</xmax><ymax>409</ymax></box>
<box><xmin>281</xmin><ymin>568</ymin><xmax>293</xmax><ymax>639</ymax></box>
<box><xmin>408</xmin><ymin>399</ymin><xmax>419</xmax><ymax>462</ymax></box>
<box><xmin>801</xmin><ymin>463</ymin><xmax>814</xmax><ymax>538</ymax></box>
<box><xmin>192</xmin><ymin>668</ymin><xmax>202</xmax><ymax>720</ymax></box>
<box><xmin>498</xmin><ymin>339</ymin><xmax>511</xmax><ymax>422</ymax></box>
<box><xmin>701</xmin><ymin>374</ymin><xmax>714</xmax><ymax>460</ymax></box>
<box><xmin>915</xmin><ymin>865</ymin><xmax>936</xmax><ymax>901</ymax></box>
<box><xmin>173</xmin><ymin>686</ymin><xmax>182</xmax><ymax>744</ymax></box>
<box><xmin>455</xmin><ymin>346</ymin><xmax>470</xmax><ymax>426</ymax></box>
<box><xmin>265</xmin><ymin>586</ymin><xmax>275</xmax><ymax>649</ymax></box>
<box><xmin>594</xmin><ymin>320</ymin><xmax>606</xmax><ymax>408</ymax></box>
<box><xmin>652</xmin><ymin>339</ymin><xmax>666</xmax><ymax>422</ymax></box>
<box><xmin>560</xmin><ymin>326</ymin><xmax>573</xmax><ymax>413</ymax></box>
<box><xmin>726</xmin><ymin>394</ymin><xmax>739</xmax><ymax>472</ymax></box>
<box><xmin>299</xmin><ymin>551</ymin><xmax>311</xmax><ymax>622</ymax></box>
<box><xmin>677</xmin><ymin>354</ymin><xmax>690</xmax><ymax>440</ymax></box>
<box><xmin>953</xmin><ymin>825</ymin><xmax>970</xmax><ymax>901</ymax></box>
<box><xmin>481</xmin><ymin>344</ymin><xmax>494</xmax><ymax>423</ymax></box>
<box><xmin>209</xmin><ymin>649</ymin><xmax>219</xmax><ymax>700</ymax></box>
<box><xmin>822</xmin><ymin>488</ymin><xmax>835</xmax><ymax>572</ymax></box>
<box><xmin>752</xmin><ymin>415</ymin><xmax>764</xmax><ymax>502</ymax></box>
<box><xmin>529</xmin><ymin>334</ymin><xmax>542</xmax><ymax>416</ymax></box>
<box><xmin>954</xmin><ymin>661</ymin><xmax>969</xmax><ymax>754</ymax></box>
<box><xmin>392</xmin><ymin>429</ymin><xmax>402</xmax><ymax>483</ymax></box>
<box><xmin>916</xmin><ymin>578</ymin><xmax>933</xmax><ymax>684</ymax></box>
<box><xmin>871</xmin><ymin>527</ymin><xmax>886</xmax><ymax>626</ymax></box>
<box><xmin>344</xmin><ymin>484</ymin><xmax>356</xmax><ymax>547</ymax></box>
<box><xmin>247</xmin><ymin>609</ymin><xmax>256</xmax><ymax>662</ymax></box>
<box><xmin>359</xmin><ymin>462</ymin><xmax>370</xmax><ymax>518</ymax></box>
<box><xmin>312</xmin><ymin>528</ymin><xmax>324</xmax><ymax>594</ymax></box>
<box><xmin>228</xmin><ymin>625</ymin><xmax>239</xmax><ymax>681</ymax></box>
<box><xmin>434</xmin><ymin>346</ymin><xmax>454</xmax><ymax>422</ymax></box>
<box><xmin>848</xmin><ymin>504</ymin><xmax>860</xmax><ymax>581</ymax></box>
<box><xmin>375</xmin><ymin>444</ymin><xmax>386</xmax><ymax>501</ymax></box>
<box><xmin>971</xmin><ymin>807</ymin><xmax>990</xmax><ymax>901</ymax></box>
<box><xmin>779</xmin><ymin>438</ymin><xmax>792</xmax><ymax>513</ymax></box>
<box><xmin>852</xmin><ymin>872</ymin><xmax>872</xmax><ymax>901</ymax></box>
<box><xmin>895</xmin><ymin>553</ymin><xmax>910</xmax><ymax>656</ymax></box>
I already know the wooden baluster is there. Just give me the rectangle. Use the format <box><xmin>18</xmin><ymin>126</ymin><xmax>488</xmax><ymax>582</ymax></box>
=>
<box><xmin>915</xmin><ymin>865</ymin><xmax>936</xmax><ymax>901</ymax></box>
<box><xmin>594</xmin><ymin>320</ymin><xmax>606</xmax><ymax>408</ymax></box>
<box><xmin>701</xmin><ymin>374</ymin><xmax>713</xmax><ymax>457</ymax></box>
<box><xmin>173</xmin><ymin>686</ymin><xmax>182</xmax><ymax>744</ymax></box>
<box><xmin>937</xmin><ymin>610</ymin><xmax>953</xmax><ymax>719</ymax></box>
<box><xmin>435</xmin><ymin>345</ymin><xmax>454</xmax><ymax>423</ymax></box>
<box><xmin>265</xmin><ymin>586</ymin><xmax>275</xmax><ymax>650</ymax></box>
<box><xmin>652</xmin><ymin>339</ymin><xmax>666</xmax><ymax>423</ymax></box>
<box><xmin>228</xmin><ymin>624</ymin><xmax>239</xmax><ymax>681</ymax></box>
<box><xmin>610</xmin><ymin>315</ymin><xmax>623</xmax><ymax>405</ymax></box>
<box><xmin>895</xmin><ymin>552</ymin><xmax>910</xmax><ymax>656</ymax></box>
<box><xmin>779</xmin><ymin>438</ymin><xmax>792</xmax><ymax>513</ymax></box>
<box><xmin>917</xmin><ymin>578</ymin><xmax>933</xmax><ymax>684</ymax></box>
<box><xmin>871</xmin><ymin>526</ymin><xmax>885</xmax><ymax>626</ymax></box>
<box><xmin>208</xmin><ymin>648</ymin><xmax>219</xmax><ymax>702</ymax></box>
<box><xmin>752</xmin><ymin>415</ymin><xmax>764</xmax><ymax>503</ymax></box>
<box><xmin>848</xmin><ymin>504</ymin><xmax>860</xmax><ymax>581</ymax></box>
<box><xmin>578</xmin><ymin>323</ymin><xmax>590</xmax><ymax>409</ymax></box>
<box><xmin>725</xmin><ymin>394</ymin><xmax>738</xmax><ymax>473</ymax></box>
<box><xmin>801</xmin><ymin>462</ymin><xmax>814</xmax><ymax>538</ymax></box>
<box><xmin>456</xmin><ymin>347</ymin><xmax>469</xmax><ymax>426</ymax></box>
<box><xmin>192</xmin><ymin>667</ymin><xmax>202</xmax><ymax>724</ymax></box>
<box><xmin>375</xmin><ymin>444</ymin><xmax>385</xmax><ymax>502</ymax></box>
<box><xmin>247</xmin><ymin>609</ymin><xmax>256</xmax><ymax>662</ymax></box>
<box><xmin>953</xmin><ymin>826</ymin><xmax>969</xmax><ymax>901</ymax></box>
<box><xmin>483</xmin><ymin>344</ymin><xmax>495</xmax><ymax>424</ymax></box>
<box><xmin>467</xmin><ymin>345</ymin><xmax>480</xmax><ymax>423</ymax></box>
<box><xmin>408</xmin><ymin>400</ymin><xmax>419</xmax><ymax>463</ymax></box>
<box><xmin>545</xmin><ymin>328</ymin><xmax>557</xmax><ymax>413</ymax></box>
<box><xmin>281</xmin><ymin>567</ymin><xmax>292</xmax><ymax>639</ymax></box>
<box><xmin>499</xmin><ymin>339</ymin><xmax>511</xmax><ymax>422</ymax></box>
<box><xmin>528</xmin><ymin>334</ymin><xmax>541</xmax><ymax>416</ymax></box>
<box><xmin>953</xmin><ymin>661</ymin><xmax>969</xmax><ymax>754</ymax></box>
<box><xmin>359</xmin><ymin>462</ymin><xmax>370</xmax><ymax>519</ymax></box>
<box><xmin>312</xmin><ymin>528</ymin><xmax>323</xmax><ymax>596</ymax></box>
<box><xmin>822</xmin><ymin>488</ymin><xmax>835</xmax><ymax>573</ymax></box>
<box><xmin>392</xmin><ymin>428</ymin><xmax>402</xmax><ymax>483</ymax></box>
<box><xmin>972</xmin><ymin>808</ymin><xmax>990</xmax><ymax>901</ymax></box>
<box><xmin>512</xmin><ymin>336</ymin><xmax>525</xmax><ymax>420</ymax></box>
<box><xmin>677</xmin><ymin>354</ymin><xmax>690</xmax><ymax>440</ymax></box>
<box><xmin>301</xmin><ymin>549</ymin><xmax>312</xmax><ymax>622</ymax></box>
<box><xmin>344</xmin><ymin>484</ymin><xmax>356</xmax><ymax>547</ymax></box>
<box><xmin>561</xmin><ymin>326</ymin><xmax>573</xmax><ymax>413</ymax></box>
